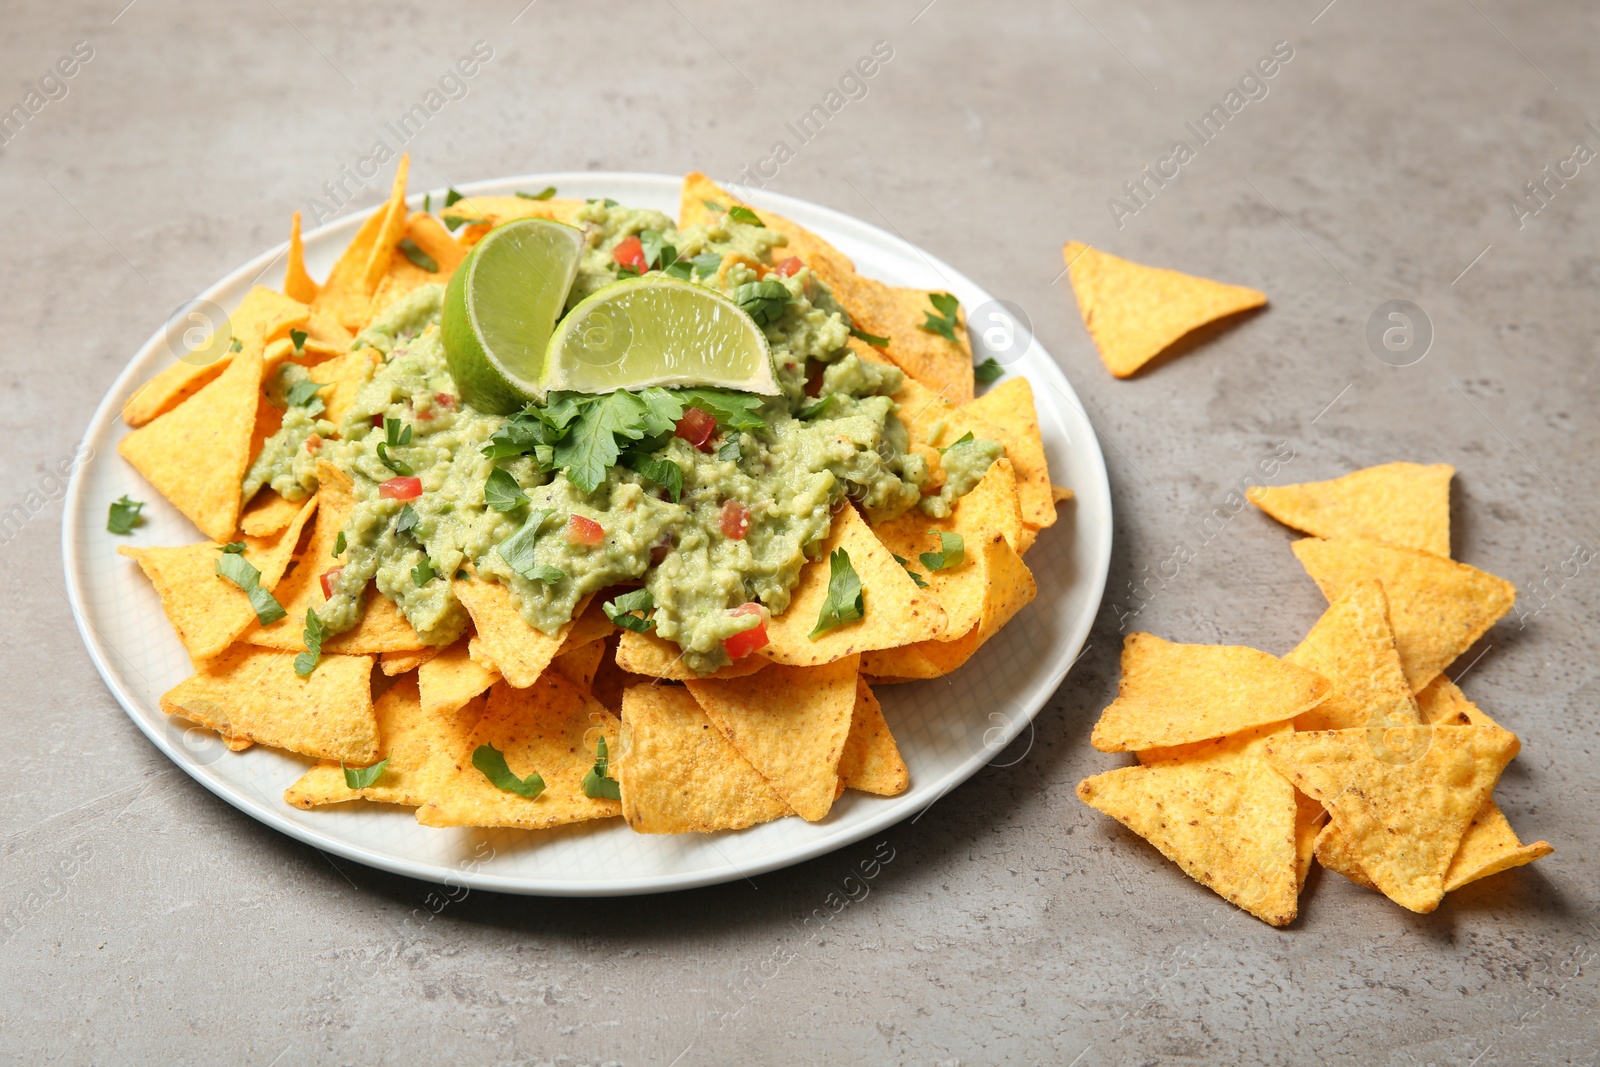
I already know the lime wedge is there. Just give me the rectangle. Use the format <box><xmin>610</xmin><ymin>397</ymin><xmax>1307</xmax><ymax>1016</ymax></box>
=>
<box><xmin>543</xmin><ymin>276</ymin><xmax>779</xmax><ymax>396</ymax></box>
<box><xmin>441</xmin><ymin>216</ymin><xmax>587</xmax><ymax>414</ymax></box>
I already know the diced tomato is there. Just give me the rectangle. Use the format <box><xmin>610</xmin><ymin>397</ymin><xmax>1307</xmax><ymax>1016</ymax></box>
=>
<box><xmin>435</xmin><ymin>393</ymin><xmax>455</xmax><ymax>408</ymax></box>
<box><xmin>305</xmin><ymin>433</ymin><xmax>322</xmax><ymax>452</ymax></box>
<box><xmin>773</xmin><ymin>256</ymin><xmax>804</xmax><ymax>277</ymax></box>
<box><xmin>613</xmin><ymin>234</ymin><xmax>648</xmax><ymax>273</ymax></box>
<box><xmin>319</xmin><ymin>566</ymin><xmax>344</xmax><ymax>600</ymax></box>
<box><xmin>722</xmin><ymin>602</ymin><xmax>770</xmax><ymax>659</ymax></box>
<box><xmin>371</xmin><ymin>413</ymin><xmax>384</xmax><ymax>427</ymax></box>
<box><xmin>566</xmin><ymin>514</ymin><xmax>605</xmax><ymax>546</ymax></box>
<box><xmin>379</xmin><ymin>476</ymin><xmax>422</xmax><ymax>500</ymax></box>
<box><xmin>674</xmin><ymin>407</ymin><xmax>718</xmax><ymax>452</ymax></box>
<box><xmin>720</xmin><ymin>499</ymin><xmax>750</xmax><ymax>540</ymax></box>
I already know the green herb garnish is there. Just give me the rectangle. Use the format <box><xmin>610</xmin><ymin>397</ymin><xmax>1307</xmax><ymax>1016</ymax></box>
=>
<box><xmin>107</xmin><ymin>495</ymin><xmax>145</xmax><ymax>535</ymax></box>
<box><xmin>290</xmin><ymin>328</ymin><xmax>307</xmax><ymax>353</ymax></box>
<box><xmin>717</xmin><ymin>438</ymin><xmax>742</xmax><ymax>463</ymax></box>
<box><xmin>412</xmin><ymin>556</ymin><xmax>437</xmax><ymax>586</ymax></box>
<box><xmin>398</xmin><ymin>238</ymin><xmax>438</xmax><ymax>273</ymax></box>
<box><xmin>727</xmin><ymin>204</ymin><xmax>764</xmax><ymax>227</ymax></box>
<box><xmin>285</xmin><ymin>379</ymin><xmax>327</xmax><ymax>407</ymax></box>
<box><xmin>733</xmin><ymin>279</ymin><xmax>790</xmax><ymax>326</ymax></box>
<box><xmin>473</xmin><ymin>743</ymin><xmax>544</xmax><ymax>798</ymax></box>
<box><xmin>797</xmin><ymin>394</ymin><xmax>837</xmax><ymax>420</ymax></box>
<box><xmin>333</xmin><ymin>531</ymin><xmax>346</xmax><ymax>557</ymax></box>
<box><xmin>294</xmin><ymin>606</ymin><xmax>326</xmax><ymax>677</ymax></box>
<box><xmin>516</xmin><ymin>186</ymin><xmax>557</xmax><ymax>200</ymax></box>
<box><xmin>582</xmin><ymin>736</ymin><xmax>621</xmax><ymax>800</ymax></box>
<box><xmin>919</xmin><ymin>531</ymin><xmax>965</xmax><ymax>572</ymax></box>
<box><xmin>444</xmin><ymin>186</ymin><xmax>464</xmax><ymax>207</ymax></box>
<box><xmin>215</xmin><ymin>550</ymin><xmax>288</xmax><ymax>626</ymax></box>
<box><xmin>342</xmin><ymin>758</ymin><xmax>389</xmax><ymax>789</ymax></box>
<box><xmin>809</xmin><ymin>547</ymin><xmax>864</xmax><ymax>638</ymax></box>
<box><xmin>974</xmin><ymin>357</ymin><xmax>1004</xmax><ymax>384</ymax></box>
<box><xmin>484</xmin><ymin>468</ymin><xmax>529</xmax><ymax>512</ymax></box>
<box><xmin>603</xmin><ymin>589</ymin><xmax>656</xmax><ymax>633</ymax></box>
<box><xmin>939</xmin><ymin>431</ymin><xmax>975</xmax><ymax>454</ymax></box>
<box><xmin>377</xmin><ymin>417</ymin><xmax>413</xmax><ymax>475</ymax></box>
<box><xmin>849</xmin><ymin>326</ymin><xmax>890</xmax><ymax>348</ymax></box>
<box><xmin>394</xmin><ymin>503</ymin><xmax>420</xmax><ymax>535</ymax></box>
<box><xmin>892</xmin><ymin>552</ymin><xmax>931</xmax><ymax>588</ymax></box>
<box><xmin>228</xmin><ymin>337</ymin><xmax>242</xmax><ymax>353</ymax></box>
<box><xmin>441</xmin><ymin>215</ymin><xmax>486</xmax><ymax>231</ymax></box>
<box><xmin>496</xmin><ymin>509</ymin><xmax>560</xmax><ymax>582</ymax></box>
<box><xmin>621</xmin><ymin>450</ymin><xmax>682</xmax><ymax>502</ymax></box>
<box><xmin>919</xmin><ymin>292</ymin><xmax>962</xmax><ymax>343</ymax></box>
<box><xmin>639</xmin><ymin>229</ymin><xmax>677</xmax><ymax>271</ymax></box>
<box><xmin>221</xmin><ymin>541</ymin><xmax>246</xmax><ymax>554</ymax></box>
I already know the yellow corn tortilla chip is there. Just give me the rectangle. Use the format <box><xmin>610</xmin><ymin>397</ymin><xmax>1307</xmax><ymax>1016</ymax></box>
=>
<box><xmin>444</xmin><ymin>195</ymin><xmax>587</xmax><ymax>232</ymax></box>
<box><xmin>1415</xmin><ymin>674</ymin><xmax>1509</xmax><ymax>735</ymax></box>
<box><xmin>310</xmin><ymin>348</ymin><xmax>379</xmax><ymax>430</ymax></box>
<box><xmin>590</xmin><ymin>636</ymin><xmax>651</xmax><ymax>713</ymax></box>
<box><xmin>121</xmin><ymin>286</ymin><xmax>309</xmax><ymax>428</ymax></box>
<box><xmin>118</xmin><ymin>497</ymin><xmax>316</xmax><ymax>662</ymax></box>
<box><xmin>1090</xmin><ymin>633</ymin><xmax>1331</xmax><ymax>752</ymax></box>
<box><xmin>284</xmin><ymin>210</ymin><xmax>319</xmax><ymax>304</ymax></box>
<box><xmin>836</xmin><ymin>677</ymin><xmax>908</xmax><ymax>797</ymax></box>
<box><xmin>1250</xmin><ymin>462</ymin><xmax>1454</xmax><ymax>557</ymax></box>
<box><xmin>615</xmin><ymin>684</ymin><xmax>792</xmax><ymax>834</ymax></box>
<box><xmin>564</xmin><ymin>596</ymin><xmax>619</xmax><ymax>652</ymax></box>
<box><xmin>1133</xmin><ymin>721</ymin><xmax>1289</xmax><ymax>768</ymax></box>
<box><xmin>311</xmin><ymin>156</ymin><xmax>409</xmax><ymax>333</ymax></box>
<box><xmin>418</xmin><ymin>636</ymin><xmax>499</xmax><ymax>717</ymax></box>
<box><xmin>1262</xmin><ymin>725</ymin><xmax>1518</xmax><ymax>913</ymax></box>
<box><xmin>451</xmin><ymin>574</ymin><xmax>590</xmax><ymax>687</ymax></box>
<box><xmin>1292</xmin><ymin>537</ymin><xmax>1516</xmax><ymax>692</ymax></box>
<box><xmin>1443</xmin><ymin>799</ymin><xmax>1553</xmax><ymax>891</ymax></box>
<box><xmin>860</xmin><ymin>528</ymin><xmax>1036</xmax><ymax>678</ymax></box>
<box><xmin>1062</xmin><ymin>241</ymin><xmax>1267</xmax><ymax>379</ymax></box>
<box><xmin>959</xmin><ymin>378</ymin><xmax>1055</xmax><ymax>532</ymax></box>
<box><xmin>380</xmin><ymin>646</ymin><xmax>439</xmax><ymax>677</ymax></box>
<box><xmin>1077</xmin><ymin>760</ymin><xmax>1299</xmax><ymax>926</ymax></box>
<box><xmin>416</xmin><ymin>673</ymin><xmax>622</xmax><ymax>830</ymax></box>
<box><xmin>1284</xmin><ymin>579</ymin><xmax>1421</xmax><ymax>732</ymax></box>
<box><xmin>553</xmin><ymin>638</ymin><xmax>606</xmax><ymax>691</ymax></box>
<box><xmin>685</xmin><ymin>656</ymin><xmax>859</xmax><ymax>822</ymax></box>
<box><xmin>763</xmin><ymin>504</ymin><xmax>946</xmax><ymax>666</ymax></box>
<box><xmin>1051</xmin><ymin>484</ymin><xmax>1075</xmax><ymax>503</ymax></box>
<box><xmin>247</xmin><ymin>461</ymin><xmax>428</xmax><ymax>653</ymax></box>
<box><xmin>239</xmin><ymin>490</ymin><xmax>304</xmax><ymax>538</ymax></box>
<box><xmin>119</xmin><ymin>342</ymin><xmax>271</xmax><ymax>542</ymax></box>
<box><xmin>367</xmin><ymin>212</ymin><xmax>468</xmax><ymax>321</ymax></box>
<box><xmin>1294</xmin><ymin>791</ymin><xmax>1328</xmax><ymax>890</ymax></box>
<box><xmin>159</xmin><ymin>644</ymin><xmax>377</xmax><ymax>763</ymax></box>
<box><xmin>1313</xmin><ymin>820</ymin><xmax>1379</xmax><ymax>891</ymax></box>
<box><xmin>360</xmin><ymin>159</ymin><xmax>413</xmax><ymax>299</ymax></box>
<box><xmin>283</xmin><ymin>675</ymin><xmax>480</xmax><ymax>809</ymax></box>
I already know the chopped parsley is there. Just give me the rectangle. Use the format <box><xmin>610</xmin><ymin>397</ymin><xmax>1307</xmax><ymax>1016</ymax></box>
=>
<box><xmin>444</xmin><ymin>186</ymin><xmax>465</xmax><ymax>207</ymax></box>
<box><xmin>582</xmin><ymin>736</ymin><xmax>621</xmax><ymax>800</ymax></box>
<box><xmin>892</xmin><ymin>552</ymin><xmax>931</xmax><ymax>588</ymax></box>
<box><xmin>621</xmin><ymin>450</ymin><xmax>683</xmax><ymax>502</ymax></box>
<box><xmin>107</xmin><ymin>495</ymin><xmax>145</xmax><ymax>535</ymax></box>
<box><xmin>214</xmin><ymin>550</ymin><xmax>287</xmax><ymax>626</ymax></box>
<box><xmin>974</xmin><ymin>357</ymin><xmax>1005</xmax><ymax>384</ymax></box>
<box><xmin>441</xmin><ymin>215</ymin><xmax>486</xmax><ymax>231</ymax></box>
<box><xmin>733</xmin><ymin>279</ymin><xmax>789</xmax><ymax>326</ymax></box>
<box><xmin>940</xmin><ymin>431</ymin><xmax>975</xmax><ymax>454</ymax></box>
<box><xmin>289</xmin><ymin>328</ymin><xmax>307</xmax><ymax>353</ymax></box>
<box><xmin>496</xmin><ymin>509</ymin><xmax>562</xmax><ymax>583</ymax></box>
<box><xmin>484</xmin><ymin>467</ymin><xmax>529</xmax><ymax>512</ymax></box>
<box><xmin>603</xmin><ymin>589</ymin><xmax>656</xmax><ymax>633</ymax></box>
<box><xmin>639</xmin><ymin>228</ymin><xmax>677</xmax><ymax>271</ymax></box>
<box><xmin>919</xmin><ymin>292</ymin><xmax>962</xmax><ymax>343</ymax></box>
<box><xmin>849</xmin><ymin>326</ymin><xmax>890</xmax><ymax>348</ymax></box>
<box><xmin>295</xmin><ymin>606</ymin><xmax>326</xmax><ymax>677</ymax></box>
<box><xmin>228</xmin><ymin>337</ymin><xmax>242</xmax><ymax>353</ymax></box>
<box><xmin>284</xmin><ymin>379</ymin><xmax>327</xmax><ymax>408</ymax></box>
<box><xmin>333</xmin><ymin>531</ymin><xmax>346</xmax><ymax>557</ymax></box>
<box><xmin>221</xmin><ymin>541</ymin><xmax>246</xmax><ymax>554</ymax></box>
<box><xmin>377</xmin><ymin>417</ymin><xmax>413</xmax><ymax>475</ymax></box>
<box><xmin>343</xmin><ymin>758</ymin><xmax>389</xmax><ymax>789</ymax></box>
<box><xmin>727</xmin><ymin>204</ymin><xmax>764</xmax><ymax>227</ymax></box>
<box><xmin>411</xmin><ymin>556</ymin><xmax>437</xmax><ymax>586</ymax></box>
<box><xmin>394</xmin><ymin>503</ymin><xmax>420</xmax><ymax>534</ymax></box>
<box><xmin>809</xmin><ymin>548</ymin><xmax>864</xmax><ymax>638</ymax></box>
<box><xmin>919</xmin><ymin>531</ymin><xmax>965</xmax><ymax>572</ymax></box>
<box><xmin>398</xmin><ymin>238</ymin><xmax>438</xmax><ymax>273</ymax></box>
<box><xmin>663</xmin><ymin>251</ymin><xmax>722</xmax><ymax>281</ymax></box>
<box><xmin>473</xmin><ymin>743</ymin><xmax>544</xmax><ymax>798</ymax></box>
<box><xmin>516</xmin><ymin>186</ymin><xmax>557</xmax><ymax>200</ymax></box>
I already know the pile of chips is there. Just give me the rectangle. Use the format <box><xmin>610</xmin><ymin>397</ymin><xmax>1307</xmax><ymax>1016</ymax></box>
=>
<box><xmin>114</xmin><ymin>164</ymin><xmax>1071</xmax><ymax>837</ymax></box>
<box><xmin>1078</xmin><ymin>462</ymin><xmax>1551</xmax><ymax>923</ymax></box>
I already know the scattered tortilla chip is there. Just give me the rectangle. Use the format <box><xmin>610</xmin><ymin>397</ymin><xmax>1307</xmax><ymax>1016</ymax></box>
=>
<box><xmin>959</xmin><ymin>378</ymin><xmax>1055</xmax><ymax>532</ymax></box>
<box><xmin>284</xmin><ymin>210</ymin><xmax>319</xmax><ymax>304</ymax></box>
<box><xmin>764</xmin><ymin>504</ymin><xmax>946</xmax><ymax>666</ymax></box>
<box><xmin>1284</xmin><ymin>579</ymin><xmax>1421</xmax><ymax>732</ymax></box>
<box><xmin>1295</xmin><ymin>791</ymin><xmax>1328</xmax><ymax>890</ymax></box>
<box><xmin>1415</xmin><ymin>674</ymin><xmax>1508</xmax><ymax>735</ymax></box>
<box><xmin>1077</xmin><ymin>760</ymin><xmax>1299</xmax><ymax>926</ymax></box>
<box><xmin>118</xmin><ymin>341</ymin><xmax>272</xmax><ymax>542</ymax></box>
<box><xmin>1262</xmin><ymin>726</ymin><xmax>1518</xmax><ymax>913</ymax></box>
<box><xmin>416</xmin><ymin>673</ymin><xmax>623</xmax><ymax>830</ymax></box>
<box><xmin>1090</xmin><ymin>633</ymin><xmax>1330</xmax><ymax>752</ymax></box>
<box><xmin>284</xmin><ymin>676</ymin><xmax>480</xmax><ymax>809</ymax></box>
<box><xmin>380</xmin><ymin>646</ymin><xmax>439</xmax><ymax>677</ymax></box>
<box><xmin>1062</xmin><ymin>241</ymin><xmax>1266</xmax><ymax>378</ymax></box>
<box><xmin>685</xmin><ymin>656</ymin><xmax>859</xmax><ymax>822</ymax></box>
<box><xmin>1443</xmin><ymin>799</ymin><xmax>1553</xmax><ymax>891</ymax></box>
<box><xmin>418</xmin><ymin>637</ymin><xmax>499</xmax><ymax>717</ymax></box>
<box><xmin>118</xmin><ymin>497</ymin><xmax>316</xmax><ymax>662</ymax></box>
<box><xmin>1134</xmin><ymin>721</ymin><xmax>1289</xmax><ymax>768</ymax></box>
<box><xmin>553</xmin><ymin>638</ymin><xmax>606</xmax><ymax>691</ymax></box>
<box><xmin>239</xmin><ymin>490</ymin><xmax>304</xmax><ymax>538</ymax></box>
<box><xmin>159</xmin><ymin>644</ymin><xmax>377</xmax><ymax>763</ymax></box>
<box><xmin>836</xmin><ymin>677</ymin><xmax>908</xmax><ymax>797</ymax></box>
<box><xmin>1051</xmin><ymin>484</ymin><xmax>1075</xmax><ymax>503</ymax></box>
<box><xmin>615</xmin><ymin>684</ymin><xmax>792</xmax><ymax>834</ymax></box>
<box><xmin>452</xmin><ymin>573</ymin><xmax>589</xmax><ymax>687</ymax></box>
<box><xmin>1250</xmin><ymin>463</ymin><xmax>1454</xmax><ymax>557</ymax></box>
<box><xmin>1313</xmin><ymin>820</ymin><xmax>1379</xmax><ymax>891</ymax></box>
<box><xmin>121</xmin><ymin>286</ymin><xmax>309</xmax><ymax>428</ymax></box>
<box><xmin>860</xmin><ymin>528</ymin><xmax>1036</xmax><ymax>678</ymax></box>
<box><xmin>1292</xmin><ymin>538</ymin><xmax>1516</xmax><ymax>692</ymax></box>
<box><xmin>247</xmin><ymin>461</ymin><xmax>428</xmax><ymax>653</ymax></box>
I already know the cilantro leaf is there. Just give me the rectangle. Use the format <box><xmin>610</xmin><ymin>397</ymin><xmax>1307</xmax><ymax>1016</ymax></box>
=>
<box><xmin>495</xmin><ymin>509</ymin><xmax>556</xmax><ymax>580</ymax></box>
<box><xmin>484</xmin><ymin>467</ymin><xmax>529</xmax><ymax>512</ymax></box>
<box><xmin>215</xmin><ymin>550</ymin><xmax>287</xmax><ymax>626</ymax></box>
<box><xmin>797</xmin><ymin>394</ymin><xmax>837</xmax><ymax>420</ymax></box>
<box><xmin>689</xmin><ymin>252</ymin><xmax>722</xmax><ymax>278</ymax></box>
<box><xmin>919</xmin><ymin>292</ymin><xmax>962</xmax><ymax>343</ymax></box>
<box><xmin>472</xmin><ymin>743</ymin><xmax>544</xmax><ymax>798</ymax></box>
<box><xmin>516</xmin><ymin>186</ymin><xmax>557</xmax><ymax>200</ymax></box>
<box><xmin>940</xmin><ymin>431</ymin><xmax>975</xmax><ymax>454</ymax></box>
<box><xmin>892</xmin><ymin>552</ymin><xmax>931</xmax><ymax>588</ymax></box>
<box><xmin>636</xmin><ymin>387</ymin><xmax>684</xmax><ymax>436</ymax></box>
<box><xmin>394</xmin><ymin>503</ymin><xmax>420</xmax><ymax>535</ymax></box>
<box><xmin>295</xmin><ymin>607</ymin><xmax>326</xmax><ymax>677</ymax></box>
<box><xmin>412</xmin><ymin>556</ymin><xmax>437</xmax><ymax>586</ymax></box>
<box><xmin>733</xmin><ymin>279</ymin><xmax>790</xmax><ymax>326</ymax></box>
<box><xmin>290</xmin><ymin>328</ymin><xmax>307</xmax><ymax>353</ymax></box>
<box><xmin>107</xmin><ymin>495</ymin><xmax>145</xmax><ymax>534</ymax></box>
<box><xmin>717</xmin><ymin>437</ymin><xmax>742</xmax><ymax>463</ymax></box>
<box><xmin>221</xmin><ymin>541</ymin><xmax>246</xmax><ymax>554</ymax></box>
<box><xmin>423</xmin><ymin>192</ymin><xmax>431</xmax><ymax>213</ymax></box>
<box><xmin>849</xmin><ymin>326</ymin><xmax>890</xmax><ymax>348</ymax></box>
<box><xmin>586</xmin><ymin>197</ymin><xmax>620</xmax><ymax>208</ymax></box>
<box><xmin>622</xmin><ymin>450</ymin><xmax>682</xmax><ymax>502</ymax></box>
<box><xmin>727</xmin><ymin>204</ymin><xmax>764</xmax><ymax>227</ymax></box>
<box><xmin>441</xmin><ymin>215</ymin><xmax>486</xmax><ymax>231</ymax></box>
<box><xmin>919</xmin><ymin>531</ymin><xmax>965</xmax><ymax>572</ymax></box>
<box><xmin>668</xmin><ymin>388</ymin><xmax>766</xmax><ymax>432</ymax></box>
<box><xmin>582</xmin><ymin>736</ymin><xmax>621</xmax><ymax>800</ymax></box>
<box><xmin>603</xmin><ymin>589</ymin><xmax>656</xmax><ymax>633</ymax></box>
<box><xmin>809</xmin><ymin>547</ymin><xmax>864</xmax><ymax>638</ymax></box>
<box><xmin>444</xmin><ymin>186</ymin><xmax>464</xmax><ymax>207</ymax></box>
<box><xmin>398</xmin><ymin>238</ymin><xmax>438</xmax><ymax>273</ymax></box>
<box><xmin>974</xmin><ymin>357</ymin><xmax>1004</xmax><ymax>384</ymax></box>
<box><xmin>285</xmin><ymin>379</ymin><xmax>327</xmax><ymax>407</ymax></box>
<box><xmin>343</xmin><ymin>758</ymin><xmax>389</xmax><ymax>790</ymax></box>
<box><xmin>639</xmin><ymin>229</ymin><xmax>677</xmax><ymax>271</ymax></box>
<box><xmin>662</xmin><ymin>260</ymin><xmax>693</xmax><ymax>281</ymax></box>
<box><xmin>377</xmin><ymin>416</ymin><xmax>413</xmax><ymax>475</ymax></box>
<box><xmin>702</xmin><ymin>199</ymin><xmax>723</xmax><ymax>211</ymax></box>
<box><xmin>333</xmin><ymin>531</ymin><xmax>346</xmax><ymax>557</ymax></box>
<box><xmin>228</xmin><ymin>337</ymin><xmax>243</xmax><ymax>353</ymax></box>
<box><xmin>553</xmin><ymin>392</ymin><xmax>653</xmax><ymax>492</ymax></box>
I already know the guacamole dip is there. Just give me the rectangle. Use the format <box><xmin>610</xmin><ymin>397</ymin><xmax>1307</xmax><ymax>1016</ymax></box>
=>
<box><xmin>245</xmin><ymin>200</ymin><xmax>998</xmax><ymax>673</ymax></box>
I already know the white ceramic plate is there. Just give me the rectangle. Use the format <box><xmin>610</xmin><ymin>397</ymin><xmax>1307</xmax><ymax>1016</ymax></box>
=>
<box><xmin>62</xmin><ymin>173</ymin><xmax>1112</xmax><ymax>896</ymax></box>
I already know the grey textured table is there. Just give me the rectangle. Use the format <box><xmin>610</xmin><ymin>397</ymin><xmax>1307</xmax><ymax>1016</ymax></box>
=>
<box><xmin>5</xmin><ymin>1</ymin><xmax>1597</xmax><ymax>1063</ymax></box>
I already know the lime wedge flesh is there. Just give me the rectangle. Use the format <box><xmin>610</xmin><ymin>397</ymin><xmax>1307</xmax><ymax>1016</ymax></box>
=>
<box><xmin>543</xmin><ymin>276</ymin><xmax>779</xmax><ymax>396</ymax></box>
<box><xmin>441</xmin><ymin>216</ymin><xmax>586</xmax><ymax>414</ymax></box>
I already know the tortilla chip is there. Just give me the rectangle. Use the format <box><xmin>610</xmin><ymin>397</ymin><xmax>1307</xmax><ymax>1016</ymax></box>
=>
<box><xmin>284</xmin><ymin>211</ymin><xmax>319</xmax><ymax>304</ymax></box>
<box><xmin>860</xmin><ymin>529</ymin><xmax>1036</xmax><ymax>678</ymax></box>
<box><xmin>452</xmin><ymin>574</ymin><xmax>589</xmax><ymax>687</ymax></box>
<box><xmin>1313</xmin><ymin>820</ymin><xmax>1379</xmax><ymax>891</ymax></box>
<box><xmin>367</xmin><ymin>213</ymin><xmax>467</xmax><ymax>321</ymax></box>
<box><xmin>118</xmin><ymin>497</ymin><xmax>316</xmax><ymax>662</ymax></box>
<box><xmin>763</xmin><ymin>504</ymin><xmax>946</xmax><ymax>666</ymax></box>
<box><xmin>680</xmin><ymin>172</ymin><xmax>857</xmax><ymax>282</ymax></box>
<box><xmin>1133</xmin><ymin>721</ymin><xmax>1289</xmax><ymax>768</ymax></box>
<box><xmin>685</xmin><ymin>656</ymin><xmax>859</xmax><ymax>822</ymax></box>
<box><xmin>590</xmin><ymin>636</ymin><xmax>652</xmax><ymax>713</ymax></box>
<box><xmin>1062</xmin><ymin>241</ymin><xmax>1266</xmax><ymax>378</ymax></box>
<box><xmin>121</xmin><ymin>286</ymin><xmax>309</xmax><ymax>428</ymax></box>
<box><xmin>553</xmin><ymin>638</ymin><xmax>606</xmax><ymax>691</ymax></box>
<box><xmin>360</xmin><ymin>159</ymin><xmax>413</xmax><ymax>299</ymax></box>
<box><xmin>1051</xmin><ymin>484</ymin><xmax>1075</xmax><ymax>503</ymax></box>
<box><xmin>310</xmin><ymin>348</ymin><xmax>379</xmax><ymax>430</ymax></box>
<box><xmin>239</xmin><ymin>490</ymin><xmax>304</xmax><ymax>538</ymax></box>
<box><xmin>1250</xmin><ymin>463</ymin><xmax>1454</xmax><ymax>557</ymax></box>
<box><xmin>1262</xmin><ymin>725</ymin><xmax>1518</xmax><ymax>913</ymax></box>
<box><xmin>1076</xmin><ymin>760</ymin><xmax>1298</xmax><ymax>926</ymax></box>
<box><xmin>1415</xmin><ymin>674</ymin><xmax>1509</xmax><ymax>735</ymax></box>
<box><xmin>1284</xmin><ymin>579</ymin><xmax>1421</xmax><ymax>732</ymax></box>
<box><xmin>284</xmin><ymin>675</ymin><xmax>479</xmax><ymax>809</ymax></box>
<box><xmin>119</xmin><ymin>342</ymin><xmax>271</xmax><ymax>542</ymax></box>
<box><xmin>415</xmin><ymin>673</ymin><xmax>623</xmax><ymax>830</ymax></box>
<box><xmin>443</xmin><ymin>195</ymin><xmax>586</xmax><ymax>232</ymax></box>
<box><xmin>1295</xmin><ymin>791</ymin><xmax>1328</xmax><ymax>890</ymax></box>
<box><xmin>1291</xmin><ymin>538</ymin><xmax>1516</xmax><ymax>692</ymax></box>
<box><xmin>1089</xmin><ymin>633</ymin><xmax>1330</xmax><ymax>752</ymax></box>
<box><xmin>959</xmin><ymin>378</ymin><xmax>1055</xmax><ymax>531</ymax></box>
<box><xmin>615</xmin><ymin>684</ymin><xmax>792</xmax><ymax>834</ymax></box>
<box><xmin>564</xmin><ymin>596</ymin><xmax>619</xmax><ymax>652</ymax></box>
<box><xmin>312</xmin><ymin>156</ymin><xmax>409</xmax><ymax>332</ymax></box>
<box><xmin>159</xmin><ymin>644</ymin><xmax>377</xmax><ymax>763</ymax></box>
<box><xmin>380</xmin><ymin>646</ymin><xmax>439</xmax><ymax>677</ymax></box>
<box><xmin>418</xmin><ymin>637</ymin><xmax>499</xmax><ymax>717</ymax></box>
<box><xmin>1443</xmin><ymin>799</ymin><xmax>1553</xmax><ymax>891</ymax></box>
<box><xmin>247</xmin><ymin>461</ymin><xmax>428</xmax><ymax>653</ymax></box>
<box><xmin>836</xmin><ymin>677</ymin><xmax>908</xmax><ymax>797</ymax></box>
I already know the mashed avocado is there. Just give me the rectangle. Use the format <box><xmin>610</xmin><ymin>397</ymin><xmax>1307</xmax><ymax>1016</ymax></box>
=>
<box><xmin>246</xmin><ymin>201</ymin><xmax>997</xmax><ymax>673</ymax></box>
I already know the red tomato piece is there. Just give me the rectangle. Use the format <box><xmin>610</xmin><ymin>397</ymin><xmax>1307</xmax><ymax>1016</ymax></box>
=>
<box><xmin>434</xmin><ymin>393</ymin><xmax>455</xmax><ymax>408</ymax></box>
<box><xmin>674</xmin><ymin>407</ymin><xmax>718</xmax><ymax>452</ymax></box>
<box><xmin>773</xmin><ymin>256</ymin><xmax>804</xmax><ymax>277</ymax></box>
<box><xmin>722</xmin><ymin>602</ymin><xmax>770</xmax><ymax>659</ymax></box>
<box><xmin>566</xmin><ymin>514</ymin><xmax>605</xmax><ymax>545</ymax></box>
<box><xmin>305</xmin><ymin>433</ymin><xmax>322</xmax><ymax>452</ymax></box>
<box><xmin>613</xmin><ymin>234</ymin><xmax>648</xmax><ymax>273</ymax></box>
<box><xmin>720</xmin><ymin>499</ymin><xmax>750</xmax><ymax>540</ymax></box>
<box><xmin>319</xmin><ymin>565</ymin><xmax>344</xmax><ymax>600</ymax></box>
<box><xmin>379</xmin><ymin>476</ymin><xmax>422</xmax><ymax>500</ymax></box>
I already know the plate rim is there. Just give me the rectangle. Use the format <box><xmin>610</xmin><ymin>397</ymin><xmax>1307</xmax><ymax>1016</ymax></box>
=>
<box><xmin>61</xmin><ymin>171</ymin><xmax>1113</xmax><ymax>896</ymax></box>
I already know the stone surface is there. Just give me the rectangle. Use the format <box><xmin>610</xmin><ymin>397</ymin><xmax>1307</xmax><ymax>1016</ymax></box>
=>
<box><xmin>4</xmin><ymin>1</ymin><xmax>1598</xmax><ymax>1063</ymax></box>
